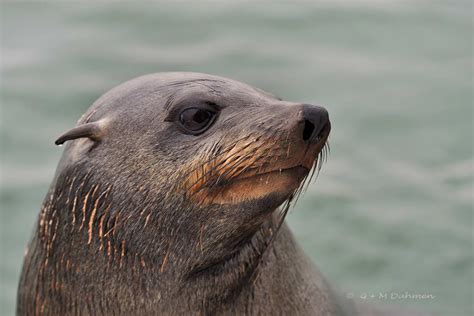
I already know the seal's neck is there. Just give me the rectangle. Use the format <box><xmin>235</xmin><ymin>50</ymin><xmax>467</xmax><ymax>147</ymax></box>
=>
<box><xmin>26</xmin><ymin>168</ymin><xmax>285</xmax><ymax>313</ymax></box>
<box><xmin>182</xmin><ymin>214</ymin><xmax>278</xmax><ymax>305</ymax></box>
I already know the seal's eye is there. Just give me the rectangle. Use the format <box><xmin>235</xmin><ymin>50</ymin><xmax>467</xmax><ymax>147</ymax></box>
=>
<box><xmin>179</xmin><ymin>107</ymin><xmax>216</xmax><ymax>134</ymax></box>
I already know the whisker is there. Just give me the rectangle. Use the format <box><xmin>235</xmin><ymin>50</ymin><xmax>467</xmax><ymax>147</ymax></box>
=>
<box><xmin>194</xmin><ymin>148</ymin><xmax>260</xmax><ymax>205</ymax></box>
<box><xmin>184</xmin><ymin>135</ymin><xmax>255</xmax><ymax>192</ymax></box>
<box><xmin>188</xmin><ymin>145</ymin><xmax>256</xmax><ymax>199</ymax></box>
<box><xmin>203</xmin><ymin>127</ymin><xmax>282</xmax><ymax>191</ymax></box>
<box><xmin>251</xmin><ymin>195</ymin><xmax>294</xmax><ymax>284</ymax></box>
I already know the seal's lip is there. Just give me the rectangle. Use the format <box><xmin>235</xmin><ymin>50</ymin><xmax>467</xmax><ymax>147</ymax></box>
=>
<box><xmin>227</xmin><ymin>165</ymin><xmax>311</xmax><ymax>184</ymax></box>
<box><xmin>205</xmin><ymin>165</ymin><xmax>310</xmax><ymax>205</ymax></box>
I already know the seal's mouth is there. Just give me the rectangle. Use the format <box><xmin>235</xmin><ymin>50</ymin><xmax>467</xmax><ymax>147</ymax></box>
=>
<box><xmin>231</xmin><ymin>165</ymin><xmax>310</xmax><ymax>182</ymax></box>
<box><xmin>228</xmin><ymin>129</ymin><xmax>329</xmax><ymax>186</ymax></box>
<box><xmin>201</xmin><ymin>165</ymin><xmax>310</xmax><ymax>205</ymax></box>
<box><xmin>200</xmin><ymin>139</ymin><xmax>328</xmax><ymax>205</ymax></box>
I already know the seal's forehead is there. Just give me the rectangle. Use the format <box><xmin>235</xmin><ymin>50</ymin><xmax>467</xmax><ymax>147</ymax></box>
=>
<box><xmin>119</xmin><ymin>72</ymin><xmax>278</xmax><ymax>102</ymax></box>
<box><xmin>154</xmin><ymin>72</ymin><xmax>278</xmax><ymax>99</ymax></box>
<box><xmin>83</xmin><ymin>72</ymin><xmax>279</xmax><ymax>123</ymax></box>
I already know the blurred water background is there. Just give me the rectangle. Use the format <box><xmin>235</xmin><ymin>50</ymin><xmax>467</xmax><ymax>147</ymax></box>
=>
<box><xmin>1</xmin><ymin>1</ymin><xmax>472</xmax><ymax>315</ymax></box>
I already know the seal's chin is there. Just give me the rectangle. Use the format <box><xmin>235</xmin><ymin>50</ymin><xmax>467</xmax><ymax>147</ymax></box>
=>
<box><xmin>208</xmin><ymin>165</ymin><xmax>310</xmax><ymax>205</ymax></box>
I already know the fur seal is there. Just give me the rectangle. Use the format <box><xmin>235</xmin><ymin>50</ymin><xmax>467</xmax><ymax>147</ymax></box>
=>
<box><xmin>17</xmin><ymin>73</ymin><xmax>430</xmax><ymax>315</ymax></box>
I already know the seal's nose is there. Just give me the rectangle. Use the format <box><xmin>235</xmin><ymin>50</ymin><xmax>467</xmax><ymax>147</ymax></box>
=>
<box><xmin>301</xmin><ymin>104</ymin><xmax>330</xmax><ymax>142</ymax></box>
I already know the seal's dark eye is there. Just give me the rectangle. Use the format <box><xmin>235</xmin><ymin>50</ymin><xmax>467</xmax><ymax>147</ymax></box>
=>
<box><xmin>179</xmin><ymin>107</ymin><xmax>216</xmax><ymax>134</ymax></box>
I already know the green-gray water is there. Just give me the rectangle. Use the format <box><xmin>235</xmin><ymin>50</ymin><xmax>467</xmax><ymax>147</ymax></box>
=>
<box><xmin>1</xmin><ymin>1</ymin><xmax>472</xmax><ymax>315</ymax></box>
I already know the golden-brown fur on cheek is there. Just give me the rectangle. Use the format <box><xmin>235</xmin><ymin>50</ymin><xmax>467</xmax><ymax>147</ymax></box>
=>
<box><xmin>180</xmin><ymin>135</ymin><xmax>270</xmax><ymax>201</ymax></box>
<box><xmin>179</xmin><ymin>129</ymin><xmax>326</xmax><ymax>206</ymax></box>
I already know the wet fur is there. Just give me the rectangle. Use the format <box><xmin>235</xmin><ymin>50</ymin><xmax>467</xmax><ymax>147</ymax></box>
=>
<box><xmin>18</xmin><ymin>73</ymin><xmax>429</xmax><ymax>315</ymax></box>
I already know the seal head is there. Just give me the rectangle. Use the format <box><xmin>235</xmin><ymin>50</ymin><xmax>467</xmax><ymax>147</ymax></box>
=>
<box><xmin>18</xmin><ymin>73</ymin><xmax>331</xmax><ymax>315</ymax></box>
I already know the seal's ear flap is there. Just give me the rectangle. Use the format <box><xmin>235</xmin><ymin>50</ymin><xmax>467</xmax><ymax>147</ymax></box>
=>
<box><xmin>55</xmin><ymin>121</ymin><xmax>105</xmax><ymax>145</ymax></box>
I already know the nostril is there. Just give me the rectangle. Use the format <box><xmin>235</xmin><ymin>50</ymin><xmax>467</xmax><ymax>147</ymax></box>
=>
<box><xmin>301</xmin><ymin>104</ymin><xmax>330</xmax><ymax>142</ymax></box>
<box><xmin>302</xmin><ymin>120</ymin><xmax>315</xmax><ymax>141</ymax></box>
